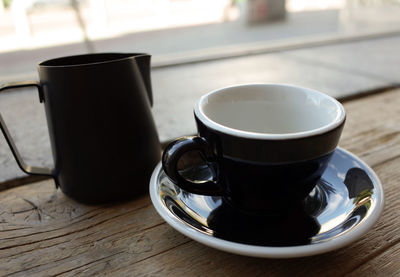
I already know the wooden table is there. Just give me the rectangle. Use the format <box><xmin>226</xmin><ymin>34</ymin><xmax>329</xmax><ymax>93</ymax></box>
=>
<box><xmin>1</xmin><ymin>88</ymin><xmax>399</xmax><ymax>276</ymax></box>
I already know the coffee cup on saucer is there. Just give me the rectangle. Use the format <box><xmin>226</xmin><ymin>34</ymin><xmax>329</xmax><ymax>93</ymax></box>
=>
<box><xmin>162</xmin><ymin>84</ymin><xmax>346</xmax><ymax>215</ymax></box>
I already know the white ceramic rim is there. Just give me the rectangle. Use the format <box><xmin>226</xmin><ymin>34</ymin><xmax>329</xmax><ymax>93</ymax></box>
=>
<box><xmin>194</xmin><ymin>84</ymin><xmax>346</xmax><ymax>140</ymax></box>
<box><xmin>149</xmin><ymin>147</ymin><xmax>384</xmax><ymax>258</ymax></box>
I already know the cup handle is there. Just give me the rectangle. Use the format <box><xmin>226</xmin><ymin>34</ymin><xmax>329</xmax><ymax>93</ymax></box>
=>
<box><xmin>162</xmin><ymin>136</ymin><xmax>222</xmax><ymax>196</ymax></box>
<box><xmin>0</xmin><ymin>81</ymin><xmax>55</xmax><ymax>181</ymax></box>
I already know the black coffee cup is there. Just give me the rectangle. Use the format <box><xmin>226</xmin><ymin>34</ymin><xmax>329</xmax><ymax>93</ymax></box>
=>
<box><xmin>0</xmin><ymin>53</ymin><xmax>160</xmax><ymax>204</ymax></box>
<box><xmin>162</xmin><ymin>84</ymin><xmax>346</xmax><ymax>215</ymax></box>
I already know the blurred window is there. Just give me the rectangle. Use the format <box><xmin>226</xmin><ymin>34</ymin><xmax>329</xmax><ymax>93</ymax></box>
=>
<box><xmin>0</xmin><ymin>0</ymin><xmax>400</xmax><ymax>79</ymax></box>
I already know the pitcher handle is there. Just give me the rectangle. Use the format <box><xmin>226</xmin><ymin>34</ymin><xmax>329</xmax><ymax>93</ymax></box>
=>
<box><xmin>0</xmin><ymin>81</ymin><xmax>54</xmax><ymax>180</ymax></box>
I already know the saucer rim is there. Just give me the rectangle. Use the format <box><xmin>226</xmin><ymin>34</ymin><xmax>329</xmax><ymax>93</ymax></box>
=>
<box><xmin>149</xmin><ymin>147</ymin><xmax>385</xmax><ymax>258</ymax></box>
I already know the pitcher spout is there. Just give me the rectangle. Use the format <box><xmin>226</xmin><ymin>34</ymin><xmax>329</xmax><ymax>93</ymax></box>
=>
<box><xmin>134</xmin><ymin>54</ymin><xmax>153</xmax><ymax>106</ymax></box>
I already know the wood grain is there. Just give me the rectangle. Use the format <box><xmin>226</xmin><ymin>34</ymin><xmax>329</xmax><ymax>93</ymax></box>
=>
<box><xmin>1</xmin><ymin>89</ymin><xmax>400</xmax><ymax>276</ymax></box>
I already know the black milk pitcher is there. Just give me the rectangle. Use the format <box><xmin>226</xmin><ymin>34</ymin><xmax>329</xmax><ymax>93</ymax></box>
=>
<box><xmin>0</xmin><ymin>53</ymin><xmax>161</xmax><ymax>204</ymax></box>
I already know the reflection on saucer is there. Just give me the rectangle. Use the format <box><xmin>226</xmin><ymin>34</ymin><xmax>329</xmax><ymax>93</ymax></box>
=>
<box><xmin>150</xmin><ymin>148</ymin><xmax>384</xmax><ymax>258</ymax></box>
<box><xmin>344</xmin><ymin>167</ymin><xmax>374</xmax><ymax>201</ymax></box>
<box><xmin>207</xmin><ymin>200</ymin><xmax>320</xmax><ymax>246</ymax></box>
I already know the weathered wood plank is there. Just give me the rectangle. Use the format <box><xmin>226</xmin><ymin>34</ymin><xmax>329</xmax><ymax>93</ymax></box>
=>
<box><xmin>345</xmin><ymin>242</ymin><xmax>400</xmax><ymax>277</ymax></box>
<box><xmin>80</xmin><ymin>155</ymin><xmax>399</xmax><ymax>277</ymax></box>
<box><xmin>0</xmin><ymin>182</ymin><xmax>190</xmax><ymax>276</ymax></box>
<box><xmin>340</xmin><ymin>89</ymin><xmax>400</xmax><ymax>166</ymax></box>
<box><xmin>1</xmin><ymin>89</ymin><xmax>400</xmax><ymax>276</ymax></box>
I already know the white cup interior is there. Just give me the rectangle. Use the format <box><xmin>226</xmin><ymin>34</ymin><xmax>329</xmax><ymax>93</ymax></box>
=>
<box><xmin>195</xmin><ymin>84</ymin><xmax>346</xmax><ymax>139</ymax></box>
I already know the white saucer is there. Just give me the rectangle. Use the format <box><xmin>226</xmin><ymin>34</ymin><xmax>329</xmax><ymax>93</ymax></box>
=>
<box><xmin>149</xmin><ymin>148</ymin><xmax>384</xmax><ymax>258</ymax></box>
